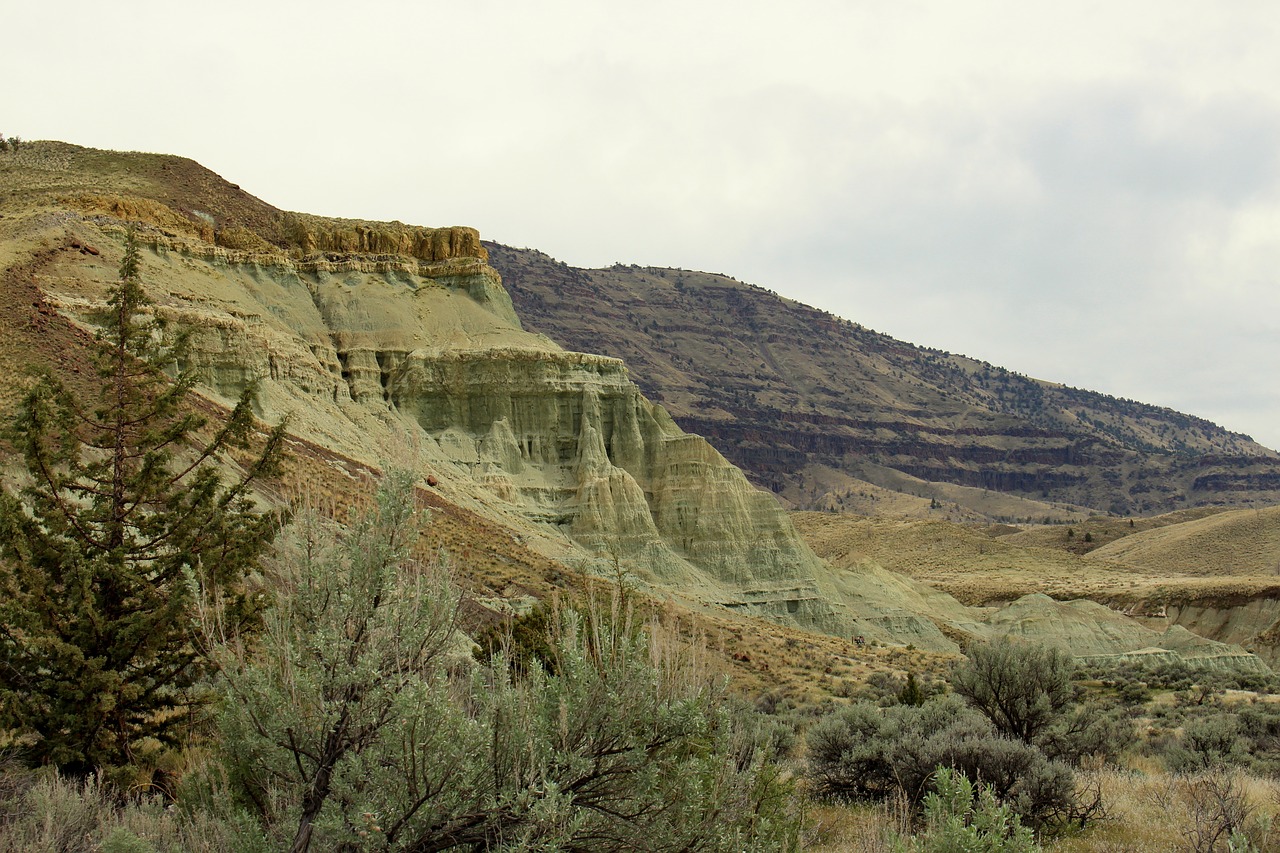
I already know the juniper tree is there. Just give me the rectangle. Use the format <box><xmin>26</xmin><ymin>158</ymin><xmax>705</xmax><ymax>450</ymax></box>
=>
<box><xmin>0</xmin><ymin>230</ymin><xmax>286</xmax><ymax>775</ymax></box>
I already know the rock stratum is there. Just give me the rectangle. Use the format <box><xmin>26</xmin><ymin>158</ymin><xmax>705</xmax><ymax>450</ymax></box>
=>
<box><xmin>0</xmin><ymin>141</ymin><xmax>1272</xmax><ymax>676</ymax></box>
<box><xmin>487</xmin><ymin>245</ymin><xmax>1280</xmax><ymax>520</ymax></box>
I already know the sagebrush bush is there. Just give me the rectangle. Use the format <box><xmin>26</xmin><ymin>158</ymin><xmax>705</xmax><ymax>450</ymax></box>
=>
<box><xmin>892</xmin><ymin>768</ymin><xmax>1039</xmax><ymax>853</ymax></box>
<box><xmin>805</xmin><ymin>697</ymin><xmax>1077</xmax><ymax>829</ymax></box>
<box><xmin>213</xmin><ymin>471</ymin><xmax>801</xmax><ymax>852</ymax></box>
<box><xmin>952</xmin><ymin>638</ymin><xmax>1073</xmax><ymax>745</ymax></box>
<box><xmin>1166</xmin><ymin>716</ymin><xmax>1249</xmax><ymax>774</ymax></box>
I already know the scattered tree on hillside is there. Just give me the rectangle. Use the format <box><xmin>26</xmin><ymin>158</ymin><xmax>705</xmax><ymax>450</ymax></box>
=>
<box><xmin>0</xmin><ymin>230</ymin><xmax>287</xmax><ymax>776</ymax></box>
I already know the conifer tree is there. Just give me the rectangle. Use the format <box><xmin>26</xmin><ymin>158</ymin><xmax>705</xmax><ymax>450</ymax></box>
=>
<box><xmin>0</xmin><ymin>230</ymin><xmax>287</xmax><ymax>775</ymax></box>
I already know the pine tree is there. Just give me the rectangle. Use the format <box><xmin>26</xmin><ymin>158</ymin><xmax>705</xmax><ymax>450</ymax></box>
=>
<box><xmin>0</xmin><ymin>230</ymin><xmax>287</xmax><ymax>775</ymax></box>
<box><xmin>899</xmin><ymin>671</ymin><xmax>925</xmax><ymax>706</ymax></box>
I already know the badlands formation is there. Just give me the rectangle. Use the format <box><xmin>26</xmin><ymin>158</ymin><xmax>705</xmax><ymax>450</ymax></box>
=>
<box><xmin>0</xmin><ymin>142</ymin><xmax>1274</xmax><ymax>675</ymax></box>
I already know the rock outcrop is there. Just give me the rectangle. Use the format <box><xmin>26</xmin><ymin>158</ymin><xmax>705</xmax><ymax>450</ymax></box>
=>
<box><xmin>487</xmin><ymin>243</ymin><xmax>1280</xmax><ymax>519</ymax></box>
<box><xmin>284</xmin><ymin>214</ymin><xmax>488</xmax><ymax>263</ymax></box>
<box><xmin>987</xmin><ymin>594</ymin><xmax>1270</xmax><ymax>673</ymax></box>
<box><xmin>33</xmin><ymin>214</ymin><xmax>851</xmax><ymax>637</ymax></box>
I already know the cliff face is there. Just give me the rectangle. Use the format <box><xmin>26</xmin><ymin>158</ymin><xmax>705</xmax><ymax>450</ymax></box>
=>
<box><xmin>19</xmin><ymin>199</ymin><xmax>863</xmax><ymax>638</ymax></box>
<box><xmin>488</xmin><ymin>244</ymin><xmax>1280</xmax><ymax>519</ymax></box>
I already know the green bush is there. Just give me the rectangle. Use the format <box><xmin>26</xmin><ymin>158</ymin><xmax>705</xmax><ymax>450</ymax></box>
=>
<box><xmin>952</xmin><ymin>638</ymin><xmax>1073</xmax><ymax>745</ymax></box>
<box><xmin>471</xmin><ymin>600</ymin><xmax>559</xmax><ymax>674</ymax></box>
<box><xmin>1035</xmin><ymin>702</ymin><xmax>1131</xmax><ymax>766</ymax></box>
<box><xmin>1166</xmin><ymin>716</ymin><xmax>1248</xmax><ymax>773</ymax></box>
<box><xmin>214</xmin><ymin>471</ymin><xmax>800</xmax><ymax>852</ymax></box>
<box><xmin>892</xmin><ymin>768</ymin><xmax>1039</xmax><ymax>853</ymax></box>
<box><xmin>805</xmin><ymin>697</ymin><xmax>1077</xmax><ymax>829</ymax></box>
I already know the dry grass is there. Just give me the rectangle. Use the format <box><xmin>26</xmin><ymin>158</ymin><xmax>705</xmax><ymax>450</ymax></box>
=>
<box><xmin>1050</xmin><ymin>769</ymin><xmax>1280</xmax><ymax>852</ymax></box>
<box><xmin>1088</xmin><ymin>505</ymin><xmax>1280</xmax><ymax>578</ymax></box>
<box><xmin>808</xmin><ymin>460</ymin><xmax>1094</xmax><ymax>525</ymax></box>
<box><xmin>803</xmin><ymin>799</ymin><xmax>908</xmax><ymax>852</ymax></box>
<box><xmin>0</xmin><ymin>760</ymin><xmax>249</xmax><ymax>853</ymax></box>
<box><xmin>802</xmin><ymin>768</ymin><xmax>1280</xmax><ymax>852</ymax></box>
<box><xmin>793</xmin><ymin>509</ymin><xmax>1280</xmax><ymax>611</ymax></box>
<box><xmin>793</xmin><ymin>511</ymin><xmax>1148</xmax><ymax>605</ymax></box>
<box><xmin>999</xmin><ymin>507</ymin><xmax>1232</xmax><ymax>554</ymax></box>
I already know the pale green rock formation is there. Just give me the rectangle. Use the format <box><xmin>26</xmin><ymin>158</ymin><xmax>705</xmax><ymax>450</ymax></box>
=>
<box><xmin>1159</xmin><ymin>599</ymin><xmax>1280</xmax><ymax>667</ymax></box>
<box><xmin>42</xmin><ymin>221</ymin><xmax>848</xmax><ymax>635</ymax></box>
<box><xmin>811</xmin><ymin>557</ymin><xmax>988</xmax><ymax>653</ymax></box>
<box><xmin>986</xmin><ymin>594</ymin><xmax>1269</xmax><ymax>674</ymax></box>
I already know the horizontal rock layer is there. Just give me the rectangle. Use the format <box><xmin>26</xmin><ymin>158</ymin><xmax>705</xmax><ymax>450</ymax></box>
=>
<box><xmin>37</xmin><ymin>219</ymin><xmax>848</xmax><ymax>637</ymax></box>
<box><xmin>488</xmin><ymin>243</ymin><xmax>1280</xmax><ymax>518</ymax></box>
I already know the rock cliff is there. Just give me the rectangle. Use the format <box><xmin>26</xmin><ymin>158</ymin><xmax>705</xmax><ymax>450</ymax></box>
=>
<box><xmin>487</xmin><ymin>244</ymin><xmax>1280</xmax><ymax>519</ymax></box>
<box><xmin>25</xmin><ymin>202</ymin><xmax>855</xmax><ymax>638</ymax></box>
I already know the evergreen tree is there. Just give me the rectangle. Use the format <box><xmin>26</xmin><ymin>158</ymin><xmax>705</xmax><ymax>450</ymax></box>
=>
<box><xmin>0</xmin><ymin>230</ymin><xmax>286</xmax><ymax>775</ymax></box>
<box><xmin>899</xmin><ymin>671</ymin><xmax>925</xmax><ymax>706</ymax></box>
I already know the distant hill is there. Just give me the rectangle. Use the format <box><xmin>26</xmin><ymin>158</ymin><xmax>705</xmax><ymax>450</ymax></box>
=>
<box><xmin>792</xmin><ymin>505</ymin><xmax>1280</xmax><ymax>668</ymax></box>
<box><xmin>488</xmin><ymin>244</ymin><xmax>1280</xmax><ymax>518</ymax></box>
<box><xmin>1084</xmin><ymin>504</ymin><xmax>1280</xmax><ymax>577</ymax></box>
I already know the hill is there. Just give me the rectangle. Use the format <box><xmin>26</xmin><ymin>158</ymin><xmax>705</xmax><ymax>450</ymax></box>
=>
<box><xmin>793</xmin><ymin>506</ymin><xmax>1280</xmax><ymax>667</ymax></box>
<box><xmin>2</xmin><ymin>140</ymin><xmax>1274</xmax><ymax>686</ymax></box>
<box><xmin>487</xmin><ymin>245</ymin><xmax>1280</xmax><ymax>519</ymax></box>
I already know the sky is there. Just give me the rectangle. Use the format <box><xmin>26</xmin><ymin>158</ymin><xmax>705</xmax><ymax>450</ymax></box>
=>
<box><xmin>7</xmin><ymin>1</ymin><xmax>1280</xmax><ymax>449</ymax></box>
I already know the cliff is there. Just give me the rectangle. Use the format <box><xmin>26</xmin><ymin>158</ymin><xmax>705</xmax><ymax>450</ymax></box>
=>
<box><xmin>0</xmin><ymin>145</ymin><xmax>856</xmax><ymax>639</ymax></box>
<box><xmin>487</xmin><ymin>244</ymin><xmax>1280</xmax><ymax>519</ymax></box>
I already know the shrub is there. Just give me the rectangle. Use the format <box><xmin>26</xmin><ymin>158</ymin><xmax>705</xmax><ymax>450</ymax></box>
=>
<box><xmin>805</xmin><ymin>697</ymin><xmax>1078</xmax><ymax>830</ymax></box>
<box><xmin>1166</xmin><ymin>716</ymin><xmax>1249</xmax><ymax>774</ymax></box>
<box><xmin>893</xmin><ymin>768</ymin><xmax>1039</xmax><ymax>853</ymax></box>
<box><xmin>214</xmin><ymin>471</ymin><xmax>800</xmax><ymax>851</ymax></box>
<box><xmin>952</xmin><ymin>637</ymin><xmax>1074</xmax><ymax>745</ymax></box>
<box><xmin>1236</xmin><ymin>703</ymin><xmax>1280</xmax><ymax>774</ymax></box>
<box><xmin>807</xmin><ymin>700</ymin><xmax>907</xmax><ymax>801</ymax></box>
<box><xmin>1036</xmin><ymin>702</ymin><xmax>1132</xmax><ymax>766</ymax></box>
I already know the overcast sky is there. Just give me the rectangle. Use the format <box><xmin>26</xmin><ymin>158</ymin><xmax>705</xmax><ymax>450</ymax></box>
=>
<box><xmin>7</xmin><ymin>1</ymin><xmax>1280</xmax><ymax>449</ymax></box>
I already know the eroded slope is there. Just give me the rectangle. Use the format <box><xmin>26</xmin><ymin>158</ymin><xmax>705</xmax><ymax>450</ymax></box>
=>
<box><xmin>489</xmin><ymin>244</ymin><xmax>1280</xmax><ymax>518</ymax></box>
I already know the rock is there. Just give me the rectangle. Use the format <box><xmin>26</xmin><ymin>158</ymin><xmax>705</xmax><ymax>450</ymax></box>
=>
<box><xmin>36</xmin><ymin>222</ymin><xmax>856</xmax><ymax>638</ymax></box>
<box><xmin>985</xmin><ymin>593</ymin><xmax>1269</xmax><ymax>674</ymax></box>
<box><xmin>284</xmin><ymin>214</ymin><xmax>487</xmax><ymax>263</ymax></box>
<box><xmin>65</xmin><ymin>193</ymin><xmax>214</xmax><ymax>242</ymax></box>
<box><xmin>215</xmin><ymin>225</ymin><xmax>273</xmax><ymax>252</ymax></box>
